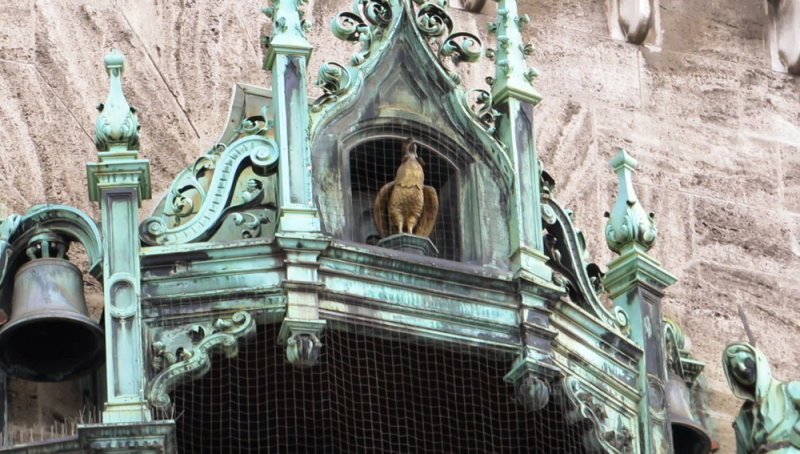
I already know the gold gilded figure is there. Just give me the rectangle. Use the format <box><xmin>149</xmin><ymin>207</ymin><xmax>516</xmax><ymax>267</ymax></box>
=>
<box><xmin>373</xmin><ymin>138</ymin><xmax>439</xmax><ymax>238</ymax></box>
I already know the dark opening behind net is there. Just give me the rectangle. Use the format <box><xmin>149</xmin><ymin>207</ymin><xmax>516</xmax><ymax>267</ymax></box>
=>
<box><xmin>169</xmin><ymin>323</ymin><xmax>588</xmax><ymax>453</ymax></box>
<box><xmin>349</xmin><ymin>136</ymin><xmax>464</xmax><ymax>261</ymax></box>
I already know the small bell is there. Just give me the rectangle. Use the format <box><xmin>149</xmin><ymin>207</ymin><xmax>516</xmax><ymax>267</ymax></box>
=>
<box><xmin>0</xmin><ymin>232</ymin><xmax>104</xmax><ymax>381</ymax></box>
<box><xmin>667</xmin><ymin>372</ymin><xmax>711</xmax><ymax>454</ymax></box>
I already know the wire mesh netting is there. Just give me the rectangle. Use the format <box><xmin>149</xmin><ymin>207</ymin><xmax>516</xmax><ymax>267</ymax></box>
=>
<box><xmin>169</xmin><ymin>323</ymin><xmax>588</xmax><ymax>453</ymax></box>
<box><xmin>348</xmin><ymin>130</ymin><xmax>472</xmax><ymax>261</ymax></box>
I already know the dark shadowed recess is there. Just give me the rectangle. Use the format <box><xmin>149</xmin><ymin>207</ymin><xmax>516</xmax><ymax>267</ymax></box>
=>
<box><xmin>170</xmin><ymin>323</ymin><xmax>589</xmax><ymax>454</ymax></box>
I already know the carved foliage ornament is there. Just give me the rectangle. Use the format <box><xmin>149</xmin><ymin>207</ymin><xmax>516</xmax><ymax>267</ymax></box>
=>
<box><xmin>331</xmin><ymin>0</ymin><xmax>392</xmax><ymax>66</ymax></box>
<box><xmin>563</xmin><ymin>376</ymin><xmax>634</xmax><ymax>454</ymax></box>
<box><xmin>140</xmin><ymin>134</ymin><xmax>279</xmax><ymax>245</ymax></box>
<box><xmin>95</xmin><ymin>50</ymin><xmax>140</xmax><ymax>152</ymax></box>
<box><xmin>605</xmin><ymin>149</ymin><xmax>657</xmax><ymax>254</ymax></box>
<box><xmin>463</xmin><ymin>88</ymin><xmax>501</xmax><ymax>134</ymax></box>
<box><xmin>147</xmin><ymin>311</ymin><xmax>256</xmax><ymax>409</ymax></box>
<box><xmin>412</xmin><ymin>0</ymin><xmax>483</xmax><ymax>84</ymax></box>
<box><xmin>315</xmin><ymin>0</ymin><xmax>489</xmax><ymax>124</ymax></box>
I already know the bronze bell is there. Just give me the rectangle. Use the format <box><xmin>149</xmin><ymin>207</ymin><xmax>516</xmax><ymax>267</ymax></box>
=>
<box><xmin>667</xmin><ymin>372</ymin><xmax>711</xmax><ymax>454</ymax></box>
<box><xmin>0</xmin><ymin>233</ymin><xmax>104</xmax><ymax>381</ymax></box>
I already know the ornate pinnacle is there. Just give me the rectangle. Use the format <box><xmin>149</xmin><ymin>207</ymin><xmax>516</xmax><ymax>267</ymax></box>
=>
<box><xmin>489</xmin><ymin>0</ymin><xmax>541</xmax><ymax>105</ymax></box>
<box><xmin>94</xmin><ymin>50</ymin><xmax>140</xmax><ymax>153</ymax></box>
<box><xmin>262</xmin><ymin>0</ymin><xmax>313</xmax><ymax>70</ymax></box>
<box><xmin>605</xmin><ymin>149</ymin><xmax>657</xmax><ymax>254</ymax></box>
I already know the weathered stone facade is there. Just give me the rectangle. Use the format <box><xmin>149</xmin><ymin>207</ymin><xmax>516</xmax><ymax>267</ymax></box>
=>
<box><xmin>0</xmin><ymin>1</ymin><xmax>797</xmax><ymax>452</ymax></box>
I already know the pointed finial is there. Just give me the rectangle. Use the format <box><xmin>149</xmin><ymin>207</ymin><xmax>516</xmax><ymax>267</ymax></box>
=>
<box><xmin>262</xmin><ymin>0</ymin><xmax>313</xmax><ymax>70</ymax></box>
<box><xmin>95</xmin><ymin>50</ymin><xmax>140</xmax><ymax>153</ymax></box>
<box><xmin>605</xmin><ymin>149</ymin><xmax>657</xmax><ymax>254</ymax></box>
<box><xmin>489</xmin><ymin>0</ymin><xmax>541</xmax><ymax>105</ymax></box>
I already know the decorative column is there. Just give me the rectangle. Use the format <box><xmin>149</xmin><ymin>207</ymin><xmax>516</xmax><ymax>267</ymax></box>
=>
<box><xmin>489</xmin><ymin>0</ymin><xmax>549</xmax><ymax>281</ymax></box>
<box><xmin>262</xmin><ymin>1</ymin><xmax>327</xmax><ymax>365</ymax></box>
<box><xmin>603</xmin><ymin>149</ymin><xmax>675</xmax><ymax>453</ymax></box>
<box><xmin>87</xmin><ymin>50</ymin><xmax>152</xmax><ymax>422</ymax></box>
<box><xmin>490</xmin><ymin>0</ymin><xmax>560</xmax><ymax>407</ymax></box>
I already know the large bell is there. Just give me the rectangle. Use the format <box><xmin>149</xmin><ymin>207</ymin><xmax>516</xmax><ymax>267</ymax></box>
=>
<box><xmin>0</xmin><ymin>233</ymin><xmax>104</xmax><ymax>381</ymax></box>
<box><xmin>667</xmin><ymin>372</ymin><xmax>711</xmax><ymax>454</ymax></box>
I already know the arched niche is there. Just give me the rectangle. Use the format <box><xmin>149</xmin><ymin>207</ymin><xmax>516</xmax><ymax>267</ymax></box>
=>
<box><xmin>312</xmin><ymin>35</ymin><xmax>511</xmax><ymax>267</ymax></box>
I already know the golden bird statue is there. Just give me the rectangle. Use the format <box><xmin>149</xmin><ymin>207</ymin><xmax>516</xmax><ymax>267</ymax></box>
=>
<box><xmin>373</xmin><ymin>138</ymin><xmax>439</xmax><ymax>238</ymax></box>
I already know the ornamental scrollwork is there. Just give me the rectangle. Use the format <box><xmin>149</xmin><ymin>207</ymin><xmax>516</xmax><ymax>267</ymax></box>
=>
<box><xmin>140</xmin><ymin>135</ymin><xmax>279</xmax><ymax>245</ymax></box>
<box><xmin>331</xmin><ymin>0</ymin><xmax>392</xmax><ymax>66</ymax></box>
<box><xmin>146</xmin><ymin>311</ymin><xmax>256</xmax><ymax>409</ymax></box>
<box><xmin>235</xmin><ymin>104</ymin><xmax>273</xmax><ymax>137</ymax></box>
<box><xmin>412</xmin><ymin>0</ymin><xmax>483</xmax><ymax>83</ymax></box>
<box><xmin>562</xmin><ymin>376</ymin><xmax>634</xmax><ymax>454</ymax></box>
<box><xmin>414</xmin><ymin>1</ymin><xmax>453</xmax><ymax>39</ymax></box>
<box><xmin>463</xmin><ymin>88</ymin><xmax>501</xmax><ymax>134</ymax></box>
<box><xmin>541</xmin><ymin>195</ymin><xmax>630</xmax><ymax>334</ymax></box>
<box><xmin>312</xmin><ymin>62</ymin><xmax>353</xmax><ymax>113</ymax></box>
<box><xmin>440</xmin><ymin>32</ymin><xmax>482</xmax><ymax>66</ymax></box>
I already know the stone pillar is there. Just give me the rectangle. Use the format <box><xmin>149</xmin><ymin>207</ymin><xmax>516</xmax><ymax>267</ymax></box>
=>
<box><xmin>86</xmin><ymin>50</ymin><xmax>152</xmax><ymax>423</ymax></box>
<box><xmin>603</xmin><ymin>149</ymin><xmax>676</xmax><ymax>454</ymax></box>
<box><xmin>262</xmin><ymin>1</ymin><xmax>327</xmax><ymax>364</ymax></box>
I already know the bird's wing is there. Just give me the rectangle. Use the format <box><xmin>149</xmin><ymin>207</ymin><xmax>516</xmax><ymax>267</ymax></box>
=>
<box><xmin>417</xmin><ymin>185</ymin><xmax>439</xmax><ymax>237</ymax></box>
<box><xmin>373</xmin><ymin>181</ymin><xmax>394</xmax><ymax>238</ymax></box>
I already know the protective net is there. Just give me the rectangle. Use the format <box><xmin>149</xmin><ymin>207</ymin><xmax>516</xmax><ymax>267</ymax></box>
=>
<box><xmin>169</xmin><ymin>323</ymin><xmax>588</xmax><ymax>453</ymax></box>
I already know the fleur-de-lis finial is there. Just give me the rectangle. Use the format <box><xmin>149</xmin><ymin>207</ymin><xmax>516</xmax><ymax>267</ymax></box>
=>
<box><xmin>95</xmin><ymin>50</ymin><xmax>140</xmax><ymax>153</ymax></box>
<box><xmin>605</xmin><ymin>149</ymin><xmax>657</xmax><ymax>254</ymax></box>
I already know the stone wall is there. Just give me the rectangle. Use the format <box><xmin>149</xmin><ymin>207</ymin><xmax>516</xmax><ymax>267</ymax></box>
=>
<box><xmin>0</xmin><ymin>0</ymin><xmax>797</xmax><ymax>451</ymax></box>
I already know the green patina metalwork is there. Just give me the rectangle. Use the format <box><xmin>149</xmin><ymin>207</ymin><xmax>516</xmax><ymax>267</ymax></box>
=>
<box><xmin>604</xmin><ymin>149</ymin><xmax>678</xmax><ymax>453</ymax></box>
<box><xmin>723</xmin><ymin>342</ymin><xmax>800</xmax><ymax>454</ymax></box>
<box><xmin>0</xmin><ymin>2</ymin><xmax>721</xmax><ymax>453</ymax></box>
<box><xmin>147</xmin><ymin>311</ymin><xmax>256</xmax><ymax>408</ymax></box>
<box><xmin>605</xmin><ymin>149</ymin><xmax>657</xmax><ymax>255</ymax></box>
<box><xmin>87</xmin><ymin>50</ymin><xmax>152</xmax><ymax>424</ymax></box>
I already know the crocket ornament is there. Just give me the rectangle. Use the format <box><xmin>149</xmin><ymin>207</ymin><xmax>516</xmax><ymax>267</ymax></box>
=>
<box><xmin>373</xmin><ymin>139</ymin><xmax>439</xmax><ymax>238</ymax></box>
